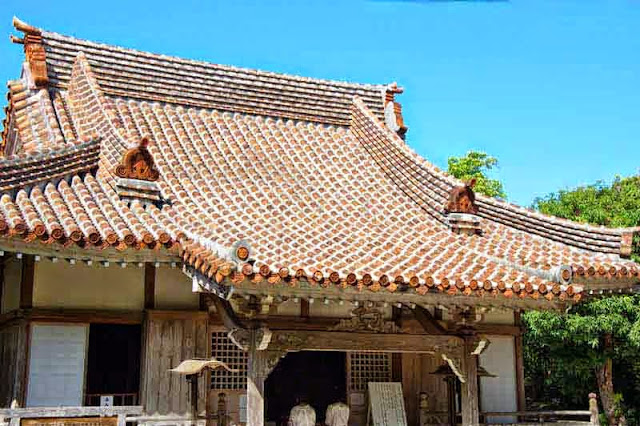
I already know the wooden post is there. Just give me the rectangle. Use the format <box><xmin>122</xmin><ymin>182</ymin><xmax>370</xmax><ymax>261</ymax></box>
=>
<box><xmin>589</xmin><ymin>393</ymin><xmax>600</xmax><ymax>426</ymax></box>
<box><xmin>144</xmin><ymin>263</ymin><xmax>155</xmax><ymax>310</ymax></box>
<box><xmin>19</xmin><ymin>255</ymin><xmax>34</xmax><ymax>309</ymax></box>
<box><xmin>188</xmin><ymin>374</ymin><xmax>199</xmax><ymax>422</ymax></box>
<box><xmin>445</xmin><ymin>376</ymin><xmax>457</xmax><ymax>426</ymax></box>
<box><xmin>514</xmin><ymin>311</ymin><xmax>526</xmax><ymax>411</ymax></box>
<box><xmin>460</xmin><ymin>335</ymin><xmax>480</xmax><ymax>426</ymax></box>
<box><xmin>217</xmin><ymin>393</ymin><xmax>227</xmax><ymax>426</ymax></box>
<box><xmin>247</xmin><ymin>329</ymin><xmax>265</xmax><ymax>426</ymax></box>
<box><xmin>300</xmin><ymin>299</ymin><xmax>310</xmax><ymax>318</ymax></box>
<box><xmin>0</xmin><ymin>255</ymin><xmax>5</xmax><ymax>312</ymax></box>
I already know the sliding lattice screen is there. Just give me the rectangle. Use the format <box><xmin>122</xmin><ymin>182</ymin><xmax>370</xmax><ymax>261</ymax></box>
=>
<box><xmin>348</xmin><ymin>352</ymin><xmax>393</xmax><ymax>392</ymax></box>
<box><xmin>210</xmin><ymin>331</ymin><xmax>247</xmax><ymax>390</ymax></box>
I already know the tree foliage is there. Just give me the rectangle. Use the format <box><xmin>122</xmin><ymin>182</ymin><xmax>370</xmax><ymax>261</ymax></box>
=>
<box><xmin>526</xmin><ymin>174</ymin><xmax>640</xmax><ymax>424</ymax></box>
<box><xmin>446</xmin><ymin>151</ymin><xmax>640</xmax><ymax>423</ymax></box>
<box><xmin>533</xmin><ymin>176</ymin><xmax>640</xmax><ymax>262</ymax></box>
<box><xmin>447</xmin><ymin>151</ymin><xmax>506</xmax><ymax>198</ymax></box>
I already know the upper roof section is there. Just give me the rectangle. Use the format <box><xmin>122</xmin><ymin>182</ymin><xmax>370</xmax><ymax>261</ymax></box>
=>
<box><xmin>0</xmin><ymin>18</ymin><xmax>638</xmax><ymax>308</ymax></box>
<box><xmin>40</xmin><ymin>30</ymin><xmax>388</xmax><ymax>127</ymax></box>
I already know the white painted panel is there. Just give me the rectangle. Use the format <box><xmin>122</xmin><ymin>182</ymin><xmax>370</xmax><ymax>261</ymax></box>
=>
<box><xmin>479</xmin><ymin>335</ymin><xmax>517</xmax><ymax>424</ymax></box>
<box><xmin>27</xmin><ymin>324</ymin><xmax>88</xmax><ymax>407</ymax></box>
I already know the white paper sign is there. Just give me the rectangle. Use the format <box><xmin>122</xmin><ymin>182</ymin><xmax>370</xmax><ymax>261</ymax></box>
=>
<box><xmin>239</xmin><ymin>394</ymin><xmax>247</xmax><ymax>423</ymax></box>
<box><xmin>100</xmin><ymin>395</ymin><xmax>114</xmax><ymax>407</ymax></box>
<box><xmin>367</xmin><ymin>382</ymin><xmax>407</xmax><ymax>426</ymax></box>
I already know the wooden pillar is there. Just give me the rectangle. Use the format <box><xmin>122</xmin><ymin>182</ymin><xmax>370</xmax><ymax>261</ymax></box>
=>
<box><xmin>19</xmin><ymin>255</ymin><xmax>34</xmax><ymax>309</ymax></box>
<box><xmin>247</xmin><ymin>329</ymin><xmax>265</xmax><ymax>426</ymax></box>
<box><xmin>300</xmin><ymin>299</ymin><xmax>310</xmax><ymax>318</ymax></box>
<box><xmin>514</xmin><ymin>311</ymin><xmax>526</xmax><ymax>411</ymax></box>
<box><xmin>460</xmin><ymin>335</ymin><xmax>480</xmax><ymax>426</ymax></box>
<box><xmin>144</xmin><ymin>263</ymin><xmax>155</xmax><ymax>310</ymax></box>
<box><xmin>0</xmin><ymin>255</ymin><xmax>5</xmax><ymax>312</ymax></box>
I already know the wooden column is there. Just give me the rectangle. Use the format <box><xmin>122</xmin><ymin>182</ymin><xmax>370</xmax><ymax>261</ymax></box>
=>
<box><xmin>144</xmin><ymin>263</ymin><xmax>155</xmax><ymax>310</ymax></box>
<box><xmin>19</xmin><ymin>255</ymin><xmax>34</xmax><ymax>309</ymax></box>
<box><xmin>460</xmin><ymin>335</ymin><xmax>480</xmax><ymax>426</ymax></box>
<box><xmin>247</xmin><ymin>329</ymin><xmax>266</xmax><ymax>426</ymax></box>
<box><xmin>514</xmin><ymin>311</ymin><xmax>526</xmax><ymax>411</ymax></box>
<box><xmin>300</xmin><ymin>299</ymin><xmax>310</xmax><ymax>318</ymax></box>
<box><xmin>0</xmin><ymin>255</ymin><xmax>5</xmax><ymax>312</ymax></box>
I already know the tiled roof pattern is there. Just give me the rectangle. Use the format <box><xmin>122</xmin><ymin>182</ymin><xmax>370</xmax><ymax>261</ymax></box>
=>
<box><xmin>108</xmin><ymin>93</ymin><xmax>633</xmax><ymax>301</ymax></box>
<box><xmin>0</xmin><ymin>138</ymin><xmax>99</xmax><ymax>192</ymax></box>
<box><xmin>2</xmin><ymin>80</ymin><xmax>65</xmax><ymax>155</ymax></box>
<box><xmin>40</xmin><ymin>31</ymin><xmax>387</xmax><ymax>127</ymax></box>
<box><xmin>0</xmin><ymin>25</ymin><xmax>637</xmax><ymax>304</ymax></box>
<box><xmin>349</xmin><ymin>97</ymin><xmax>632</xmax><ymax>255</ymax></box>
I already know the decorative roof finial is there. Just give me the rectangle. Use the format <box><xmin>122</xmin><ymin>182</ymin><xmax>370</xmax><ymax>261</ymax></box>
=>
<box><xmin>115</xmin><ymin>137</ymin><xmax>159</xmax><ymax>181</ymax></box>
<box><xmin>445</xmin><ymin>178</ymin><xmax>479</xmax><ymax>215</ymax></box>
<box><xmin>444</xmin><ymin>179</ymin><xmax>482</xmax><ymax>235</ymax></box>
<box><xmin>12</xmin><ymin>17</ymin><xmax>48</xmax><ymax>88</ymax></box>
<box><xmin>384</xmin><ymin>82</ymin><xmax>408</xmax><ymax>138</ymax></box>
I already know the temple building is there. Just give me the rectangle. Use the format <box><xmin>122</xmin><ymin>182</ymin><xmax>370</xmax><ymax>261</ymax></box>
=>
<box><xmin>0</xmin><ymin>17</ymin><xmax>638</xmax><ymax>426</ymax></box>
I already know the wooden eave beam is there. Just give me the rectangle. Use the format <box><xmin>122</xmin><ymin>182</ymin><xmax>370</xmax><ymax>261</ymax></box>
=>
<box><xmin>0</xmin><ymin>240</ymin><xmax>180</xmax><ymax>263</ymax></box>
<box><xmin>1</xmin><ymin>308</ymin><xmax>144</xmax><ymax>327</ymax></box>
<box><xmin>225</xmin><ymin>282</ymin><xmax>567</xmax><ymax>312</ymax></box>
<box><xmin>268</xmin><ymin>329</ymin><xmax>463</xmax><ymax>354</ymax></box>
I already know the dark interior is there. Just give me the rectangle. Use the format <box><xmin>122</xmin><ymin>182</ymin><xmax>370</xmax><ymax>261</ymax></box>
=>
<box><xmin>265</xmin><ymin>351</ymin><xmax>347</xmax><ymax>425</ymax></box>
<box><xmin>85</xmin><ymin>323</ymin><xmax>141</xmax><ymax>405</ymax></box>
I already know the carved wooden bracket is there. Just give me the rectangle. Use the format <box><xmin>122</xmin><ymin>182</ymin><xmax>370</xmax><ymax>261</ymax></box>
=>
<box><xmin>330</xmin><ymin>305</ymin><xmax>401</xmax><ymax>333</ymax></box>
<box><xmin>228</xmin><ymin>327</ymin><xmax>272</xmax><ymax>352</ymax></box>
<box><xmin>412</xmin><ymin>305</ymin><xmax>448</xmax><ymax>335</ymax></box>
<box><xmin>12</xmin><ymin>17</ymin><xmax>48</xmax><ymax>88</ymax></box>
<box><xmin>115</xmin><ymin>137</ymin><xmax>159</xmax><ymax>181</ymax></box>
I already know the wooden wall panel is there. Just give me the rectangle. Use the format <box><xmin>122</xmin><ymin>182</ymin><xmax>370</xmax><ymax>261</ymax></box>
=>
<box><xmin>0</xmin><ymin>322</ymin><xmax>28</xmax><ymax>407</ymax></box>
<box><xmin>140</xmin><ymin>312</ymin><xmax>209</xmax><ymax>415</ymax></box>
<box><xmin>401</xmin><ymin>353</ymin><xmax>448</xmax><ymax>425</ymax></box>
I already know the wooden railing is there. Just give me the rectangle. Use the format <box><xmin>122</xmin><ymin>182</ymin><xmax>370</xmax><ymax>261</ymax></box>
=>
<box><xmin>419</xmin><ymin>393</ymin><xmax>600</xmax><ymax>426</ymax></box>
<box><xmin>482</xmin><ymin>410</ymin><xmax>593</xmax><ymax>425</ymax></box>
<box><xmin>0</xmin><ymin>406</ymin><xmax>143</xmax><ymax>426</ymax></box>
<box><xmin>0</xmin><ymin>406</ymin><xmax>229</xmax><ymax>426</ymax></box>
<box><xmin>85</xmin><ymin>393</ymin><xmax>138</xmax><ymax>407</ymax></box>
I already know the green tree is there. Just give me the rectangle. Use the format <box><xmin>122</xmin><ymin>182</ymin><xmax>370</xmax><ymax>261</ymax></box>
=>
<box><xmin>533</xmin><ymin>176</ymin><xmax>640</xmax><ymax>262</ymax></box>
<box><xmin>447</xmin><ymin>151</ymin><xmax>506</xmax><ymax>198</ymax></box>
<box><xmin>526</xmin><ymin>175</ymin><xmax>640</xmax><ymax>425</ymax></box>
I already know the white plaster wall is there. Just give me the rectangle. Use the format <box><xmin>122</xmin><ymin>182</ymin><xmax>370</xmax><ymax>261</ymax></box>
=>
<box><xmin>1</xmin><ymin>256</ymin><xmax>21</xmax><ymax>313</ymax></box>
<box><xmin>479</xmin><ymin>335</ymin><xmax>518</xmax><ymax>423</ymax></box>
<box><xmin>481</xmin><ymin>310</ymin><xmax>514</xmax><ymax>325</ymax></box>
<box><xmin>154</xmin><ymin>265</ymin><xmax>199</xmax><ymax>310</ymax></box>
<box><xmin>33</xmin><ymin>261</ymin><xmax>144</xmax><ymax>310</ymax></box>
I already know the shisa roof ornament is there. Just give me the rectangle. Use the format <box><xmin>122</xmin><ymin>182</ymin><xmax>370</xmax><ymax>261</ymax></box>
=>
<box><xmin>115</xmin><ymin>137</ymin><xmax>162</xmax><ymax>206</ymax></box>
<box><xmin>444</xmin><ymin>178</ymin><xmax>482</xmax><ymax>235</ymax></box>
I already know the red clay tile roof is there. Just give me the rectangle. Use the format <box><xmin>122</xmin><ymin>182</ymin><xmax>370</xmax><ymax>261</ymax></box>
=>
<box><xmin>0</xmin><ymin>20</ymin><xmax>638</xmax><ymax>305</ymax></box>
<box><xmin>40</xmin><ymin>31</ymin><xmax>387</xmax><ymax>127</ymax></box>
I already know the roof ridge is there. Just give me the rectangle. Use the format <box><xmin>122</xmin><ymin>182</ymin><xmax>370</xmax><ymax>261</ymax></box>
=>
<box><xmin>41</xmin><ymin>30</ymin><xmax>387</xmax><ymax>92</ymax></box>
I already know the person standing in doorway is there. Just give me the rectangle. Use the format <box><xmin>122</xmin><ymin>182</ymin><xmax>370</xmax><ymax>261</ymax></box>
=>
<box><xmin>288</xmin><ymin>396</ymin><xmax>316</xmax><ymax>426</ymax></box>
<box><xmin>325</xmin><ymin>401</ymin><xmax>349</xmax><ymax>426</ymax></box>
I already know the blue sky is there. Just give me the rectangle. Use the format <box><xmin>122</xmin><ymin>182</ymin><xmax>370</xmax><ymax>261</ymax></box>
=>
<box><xmin>1</xmin><ymin>0</ymin><xmax>638</xmax><ymax>206</ymax></box>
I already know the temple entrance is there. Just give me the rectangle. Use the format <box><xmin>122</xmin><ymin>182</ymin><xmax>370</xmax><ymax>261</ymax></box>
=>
<box><xmin>265</xmin><ymin>351</ymin><xmax>347</xmax><ymax>425</ymax></box>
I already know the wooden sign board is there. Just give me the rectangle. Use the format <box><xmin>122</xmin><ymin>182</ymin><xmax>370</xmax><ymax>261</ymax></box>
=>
<box><xmin>22</xmin><ymin>417</ymin><xmax>117</xmax><ymax>426</ymax></box>
<box><xmin>367</xmin><ymin>382</ymin><xmax>408</xmax><ymax>426</ymax></box>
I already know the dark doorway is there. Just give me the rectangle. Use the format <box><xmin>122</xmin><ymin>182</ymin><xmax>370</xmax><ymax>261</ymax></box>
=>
<box><xmin>265</xmin><ymin>351</ymin><xmax>346</xmax><ymax>425</ymax></box>
<box><xmin>85</xmin><ymin>324</ymin><xmax>141</xmax><ymax>406</ymax></box>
